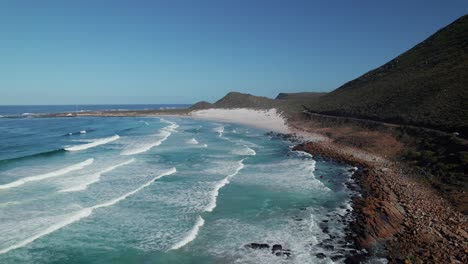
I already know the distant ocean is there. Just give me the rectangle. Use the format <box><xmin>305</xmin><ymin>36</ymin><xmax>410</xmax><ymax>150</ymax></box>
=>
<box><xmin>0</xmin><ymin>110</ymin><xmax>357</xmax><ymax>263</ymax></box>
<box><xmin>0</xmin><ymin>104</ymin><xmax>191</xmax><ymax>117</ymax></box>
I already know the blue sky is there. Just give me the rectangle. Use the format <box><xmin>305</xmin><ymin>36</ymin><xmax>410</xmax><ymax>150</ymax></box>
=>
<box><xmin>0</xmin><ymin>0</ymin><xmax>466</xmax><ymax>104</ymax></box>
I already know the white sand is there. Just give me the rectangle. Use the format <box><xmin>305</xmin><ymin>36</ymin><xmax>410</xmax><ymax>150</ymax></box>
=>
<box><xmin>191</xmin><ymin>108</ymin><xmax>289</xmax><ymax>133</ymax></box>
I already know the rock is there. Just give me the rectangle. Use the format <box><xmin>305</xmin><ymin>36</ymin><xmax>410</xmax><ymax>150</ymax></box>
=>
<box><xmin>316</xmin><ymin>253</ymin><xmax>327</xmax><ymax>259</ymax></box>
<box><xmin>245</xmin><ymin>243</ymin><xmax>269</xmax><ymax>250</ymax></box>
<box><xmin>331</xmin><ymin>255</ymin><xmax>345</xmax><ymax>261</ymax></box>
<box><xmin>324</xmin><ymin>245</ymin><xmax>334</xmax><ymax>250</ymax></box>
<box><xmin>344</xmin><ymin>255</ymin><xmax>366</xmax><ymax>264</ymax></box>
<box><xmin>272</xmin><ymin>244</ymin><xmax>282</xmax><ymax>253</ymax></box>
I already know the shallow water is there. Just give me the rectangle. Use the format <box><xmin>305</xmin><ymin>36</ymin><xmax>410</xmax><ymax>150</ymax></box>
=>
<box><xmin>0</xmin><ymin>116</ymin><xmax>356</xmax><ymax>263</ymax></box>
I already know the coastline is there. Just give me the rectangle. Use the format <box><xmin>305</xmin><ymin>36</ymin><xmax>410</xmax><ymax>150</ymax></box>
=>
<box><xmin>14</xmin><ymin>107</ymin><xmax>468</xmax><ymax>263</ymax></box>
<box><xmin>291</xmin><ymin>136</ymin><xmax>467</xmax><ymax>263</ymax></box>
<box><xmin>187</xmin><ymin>108</ymin><xmax>467</xmax><ymax>263</ymax></box>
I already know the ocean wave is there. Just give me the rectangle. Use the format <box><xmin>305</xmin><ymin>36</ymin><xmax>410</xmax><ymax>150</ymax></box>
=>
<box><xmin>205</xmin><ymin>159</ymin><xmax>244</xmax><ymax>212</ymax></box>
<box><xmin>121</xmin><ymin>121</ymin><xmax>178</xmax><ymax>155</ymax></box>
<box><xmin>65</xmin><ymin>135</ymin><xmax>120</xmax><ymax>151</ymax></box>
<box><xmin>306</xmin><ymin>160</ymin><xmax>317</xmax><ymax>173</ymax></box>
<box><xmin>169</xmin><ymin>215</ymin><xmax>205</xmax><ymax>250</ymax></box>
<box><xmin>0</xmin><ymin>149</ymin><xmax>65</xmax><ymax>164</ymax></box>
<box><xmin>21</xmin><ymin>113</ymin><xmax>38</xmax><ymax>116</ymax></box>
<box><xmin>293</xmin><ymin>150</ymin><xmax>313</xmax><ymax>158</ymax></box>
<box><xmin>187</xmin><ymin>138</ymin><xmax>199</xmax><ymax>145</ymax></box>
<box><xmin>232</xmin><ymin>147</ymin><xmax>256</xmax><ymax>156</ymax></box>
<box><xmin>214</xmin><ymin>126</ymin><xmax>224</xmax><ymax>137</ymax></box>
<box><xmin>58</xmin><ymin>159</ymin><xmax>135</xmax><ymax>193</ymax></box>
<box><xmin>0</xmin><ymin>167</ymin><xmax>177</xmax><ymax>255</ymax></box>
<box><xmin>0</xmin><ymin>159</ymin><xmax>94</xmax><ymax>190</ymax></box>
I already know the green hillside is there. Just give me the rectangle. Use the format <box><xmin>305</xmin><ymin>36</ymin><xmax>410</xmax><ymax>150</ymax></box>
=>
<box><xmin>306</xmin><ymin>15</ymin><xmax>468</xmax><ymax>135</ymax></box>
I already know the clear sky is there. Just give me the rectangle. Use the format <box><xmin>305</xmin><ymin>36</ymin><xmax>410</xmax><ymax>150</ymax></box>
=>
<box><xmin>0</xmin><ymin>0</ymin><xmax>466</xmax><ymax>105</ymax></box>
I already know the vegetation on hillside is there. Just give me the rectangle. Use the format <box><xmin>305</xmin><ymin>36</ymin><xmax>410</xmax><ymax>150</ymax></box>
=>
<box><xmin>306</xmin><ymin>15</ymin><xmax>468</xmax><ymax>136</ymax></box>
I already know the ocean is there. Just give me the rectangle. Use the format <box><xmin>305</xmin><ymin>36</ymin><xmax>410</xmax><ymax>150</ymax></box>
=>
<box><xmin>0</xmin><ymin>106</ymin><xmax>357</xmax><ymax>264</ymax></box>
<box><xmin>0</xmin><ymin>104</ymin><xmax>190</xmax><ymax>117</ymax></box>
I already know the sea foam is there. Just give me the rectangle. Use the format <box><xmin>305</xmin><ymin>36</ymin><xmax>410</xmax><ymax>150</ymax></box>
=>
<box><xmin>232</xmin><ymin>147</ymin><xmax>256</xmax><ymax>156</ymax></box>
<box><xmin>0</xmin><ymin>167</ymin><xmax>177</xmax><ymax>255</ymax></box>
<box><xmin>58</xmin><ymin>158</ymin><xmax>136</xmax><ymax>192</ymax></box>
<box><xmin>187</xmin><ymin>138</ymin><xmax>199</xmax><ymax>145</ymax></box>
<box><xmin>121</xmin><ymin>121</ymin><xmax>178</xmax><ymax>155</ymax></box>
<box><xmin>65</xmin><ymin>135</ymin><xmax>119</xmax><ymax>151</ymax></box>
<box><xmin>204</xmin><ymin>159</ymin><xmax>244</xmax><ymax>212</ymax></box>
<box><xmin>214</xmin><ymin>126</ymin><xmax>224</xmax><ymax>137</ymax></box>
<box><xmin>169</xmin><ymin>215</ymin><xmax>205</xmax><ymax>250</ymax></box>
<box><xmin>0</xmin><ymin>159</ymin><xmax>94</xmax><ymax>190</ymax></box>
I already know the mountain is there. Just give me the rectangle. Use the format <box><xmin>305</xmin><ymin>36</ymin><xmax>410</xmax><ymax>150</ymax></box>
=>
<box><xmin>275</xmin><ymin>92</ymin><xmax>327</xmax><ymax>112</ymax></box>
<box><xmin>190</xmin><ymin>91</ymin><xmax>327</xmax><ymax>112</ymax></box>
<box><xmin>275</xmin><ymin>92</ymin><xmax>327</xmax><ymax>101</ymax></box>
<box><xmin>189</xmin><ymin>101</ymin><xmax>213</xmax><ymax>110</ymax></box>
<box><xmin>305</xmin><ymin>15</ymin><xmax>468</xmax><ymax>135</ymax></box>
<box><xmin>213</xmin><ymin>92</ymin><xmax>278</xmax><ymax>109</ymax></box>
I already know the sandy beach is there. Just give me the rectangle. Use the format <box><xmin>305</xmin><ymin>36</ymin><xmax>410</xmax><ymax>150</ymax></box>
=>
<box><xmin>190</xmin><ymin>107</ymin><xmax>467</xmax><ymax>263</ymax></box>
<box><xmin>191</xmin><ymin>108</ymin><xmax>290</xmax><ymax>134</ymax></box>
<box><xmin>22</xmin><ymin>107</ymin><xmax>468</xmax><ymax>263</ymax></box>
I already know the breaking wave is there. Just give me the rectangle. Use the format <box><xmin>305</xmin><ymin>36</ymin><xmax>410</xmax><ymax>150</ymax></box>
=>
<box><xmin>204</xmin><ymin>159</ymin><xmax>244</xmax><ymax>212</ymax></box>
<box><xmin>58</xmin><ymin>159</ymin><xmax>136</xmax><ymax>193</ymax></box>
<box><xmin>121</xmin><ymin>120</ymin><xmax>178</xmax><ymax>155</ymax></box>
<box><xmin>169</xmin><ymin>216</ymin><xmax>205</xmax><ymax>250</ymax></box>
<box><xmin>65</xmin><ymin>135</ymin><xmax>120</xmax><ymax>151</ymax></box>
<box><xmin>0</xmin><ymin>159</ymin><xmax>94</xmax><ymax>190</ymax></box>
<box><xmin>0</xmin><ymin>167</ymin><xmax>177</xmax><ymax>255</ymax></box>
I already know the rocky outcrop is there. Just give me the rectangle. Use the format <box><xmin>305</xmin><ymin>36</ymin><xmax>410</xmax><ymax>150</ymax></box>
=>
<box><xmin>244</xmin><ymin>243</ymin><xmax>291</xmax><ymax>258</ymax></box>
<box><xmin>293</xmin><ymin>141</ymin><xmax>468</xmax><ymax>263</ymax></box>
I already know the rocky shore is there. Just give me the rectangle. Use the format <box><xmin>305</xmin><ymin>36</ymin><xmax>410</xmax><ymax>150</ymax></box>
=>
<box><xmin>23</xmin><ymin>107</ymin><xmax>467</xmax><ymax>263</ymax></box>
<box><xmin>292</xmin><ymin>139</ymin><xmax>467</xmax><ymax>263</ymax></box>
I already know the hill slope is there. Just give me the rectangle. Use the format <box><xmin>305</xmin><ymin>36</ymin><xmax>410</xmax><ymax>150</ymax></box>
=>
<box><xmin>212</xmin><ymin>92</ymin><xmax>279</xmax><ymax>109</ymax></box>
<box><xmin>306</xmin><ymin>15</ymin><xmax>468</xmax><ymax>135</ymax></box>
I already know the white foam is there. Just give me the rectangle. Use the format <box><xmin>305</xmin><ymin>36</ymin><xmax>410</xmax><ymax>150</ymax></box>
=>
<box><xmin>58</xmin><ymin>159</ymin><xmax>136</xmax><ymax>192</ymax></box>
<box><xmin>79</xmin><ymin>130</ymin><xmax>86</xmax><ymax>134</ymax></box>
<box><xmin>65</xmin><ymin>135</ymin><xmax>119</xmax><ymax>151</ymax></box>
<box><xmin>245</xmin><ymin>147</ymin><xmax>256</xmax><ymax>156</ymax></box>
<box><xmin>232</xmin><ymin>147</ymin><xmax>256</xmax><ymax>156</ymax></box>
<box><xmin>92</xmin><ymin>167</ymin><xmax>176</xmax><ymax>209</ymax></box>
<box><xmin>307</xmin><ymin>160</ymin><xmax>317</xmax><ymax>173</ymax></box>
<box><xmin>0</xmin><ymin>208</ymin><xmax>93</xmax><ymax>255</ymax></box>
<box><xmin>201</xmin><ymin>144</ymin><xmax>208</xmax><ymax>148</ymax></box>
<box><xmin>0</xmin><ymin>167</ymin><xmax>176</xmax><ymax>255</ymax></box>
<box><xmin>205</xmin><ymin>159</ymin><xmax>244</xmax><ymax>212</ymax></box>
<box><xmin>121</xmin><ymin>121</ymin><xmax>178</xmax><ymax>155</ymax></box>
<box><xmin>214</xmin><ymin>126</ymin><xmax>224</xmax><ymax>137</ymax></box>
<box><xmin>294</xmin><ymin>150</ymin><xmax>313</xmax><ymax>158</ymax></box>
<box><xmin>187</xmin><ymin>138</ymin><xmax>199</xmax><ymax>145</ymax></box>
<box><xmin>0</xmin><ymin>159</ymin><xmax>94</xmax><ymax>190</ymax></box>
<box><xmin>169</xmin><ymin>215</ymin><xmax>205</xmax><ymax>250</ymax></box>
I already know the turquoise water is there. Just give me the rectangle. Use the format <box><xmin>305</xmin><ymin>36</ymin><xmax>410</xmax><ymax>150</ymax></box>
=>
<box><xmin>0</xmin><ymin>116</ymin><xmax>355</xmax><ymax>263</ymax></box>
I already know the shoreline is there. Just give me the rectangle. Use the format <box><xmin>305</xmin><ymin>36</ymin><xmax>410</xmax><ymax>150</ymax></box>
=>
<box><xmin>7</xmin><ymin>107</ymin><xmax>468</xmax><ymax>263</ymax></box>
<box><xmin>291</xmin><ymin>138</ymin><xmax>467</xmax><ymax>263</ymax></box>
